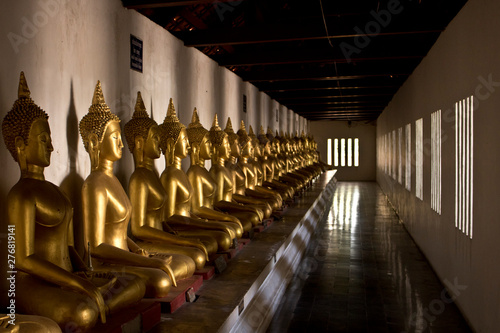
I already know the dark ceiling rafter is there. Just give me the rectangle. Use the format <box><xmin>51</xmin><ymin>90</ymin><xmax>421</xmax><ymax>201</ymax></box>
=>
<box><xmin>176</xmin><ymin>25</ymin><xmax>443</xmax><ymax>47</ymax></box>
<box><xmin>123</xmin><ymin>0</ymin><xmax>469</xmax><ymax>122</ymax></box>
<box><xmin>243</xmin><ymin>72</ymin><xmax>409</xmax><ymax>83</ymax></box>
<box><xmin>123</xmin><ymin>0</ymin><xmax>242</xmax><ymax>9</ymax></box>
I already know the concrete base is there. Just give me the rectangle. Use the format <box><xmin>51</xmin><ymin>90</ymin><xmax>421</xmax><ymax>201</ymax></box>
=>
<box><xmin>194</xmin><ymin>266</ymin><xmax>215</xmax><ymax>280</ymax></box>
<box><xmin>149</xmin><ymin>170</ymin><xmax>337</xmax><ymax>333</ymax></box>
<box><xmin>155</xmin><ymin>275</ymin><xmax>204</xmax><ymax>313</ymax></box>
<box><xmin>90</xmin><ymin>300</ymin><xmax>161</xmax><ymax>333</ymax></box>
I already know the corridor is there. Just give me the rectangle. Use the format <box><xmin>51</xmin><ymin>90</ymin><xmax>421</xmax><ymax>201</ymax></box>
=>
<box><xmin>267</xmin><ymin>182</ymin><xmax>471</xmax><ymax>333</ymax></box>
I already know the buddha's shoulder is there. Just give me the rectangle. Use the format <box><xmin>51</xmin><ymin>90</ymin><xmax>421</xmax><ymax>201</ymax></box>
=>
<box><xmin>7</xmin><ymin>178</ymin><xmax>56</xmax><ymax>198</ymax></box>
<box><xmin>82</xmin><ymin>171</ymin><xmax>115</xmax><ymax>190</ymax></box>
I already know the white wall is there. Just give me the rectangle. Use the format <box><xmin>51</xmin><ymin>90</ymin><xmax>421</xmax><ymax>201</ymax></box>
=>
<box><xmin>311</xmin><ymin>120</ymin><xmax>376</xmax><ymax>181</ymax></box>
<box><xmin>376</xmin><ymin>0</ymin><xmax>500</xmax><ymax>331</ymax></box>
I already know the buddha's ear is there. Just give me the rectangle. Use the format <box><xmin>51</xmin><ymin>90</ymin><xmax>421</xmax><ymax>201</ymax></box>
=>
<box><xmin>134</xmin><ymin>136</ymin><xmax>145</xmax><ymax>165</ymax></box>
<box><xmin>190</xmin><ymin>143</ymin><xmax>198</xmax><ymax>154</ymax></box>
<box><xmin>166</xmin><ymin>138</ymin><xmax>175</xmax><ymax>152</ymax></box>
<box><xmin>87</xmin><ymin>133</ymin><xmax>100</xmax><ymax>170</ymax></box>
<box><xmin>88</xmin><ymin>133</ymin><xmax>99</xmax><ymax>151</ymax></box>
<box><xmin>135</xmin><ymin>136</ymin><xmax>144</xmax><ymax>151</ymax></box>
<box><xmin>15</xmin><ymin>136</ymin><xmax>25</xmax><ymax>151</ymax></box>
<box><xmin>15</xmin><ymin>136</ymin><xmax>27</xmax><ymax>171</ymax></box>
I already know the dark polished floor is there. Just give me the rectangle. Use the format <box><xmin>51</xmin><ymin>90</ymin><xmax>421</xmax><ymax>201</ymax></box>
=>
<box><xmin>267</xmin><ymin>182</ymin><xmax>472</xmax><ymax>333</ymax></box>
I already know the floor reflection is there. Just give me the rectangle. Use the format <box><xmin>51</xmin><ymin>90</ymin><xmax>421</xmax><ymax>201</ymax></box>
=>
<box><xmin>267</xmin><ymin>182</ymin><xmax>471</xmax><ymax>333</ymax></box>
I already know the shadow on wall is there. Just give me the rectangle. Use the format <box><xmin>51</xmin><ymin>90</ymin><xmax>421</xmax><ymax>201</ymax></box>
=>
<box><xmin>59</xmin><ymin>81</ymin><xmax>85</xmax><ymax>257</ymax></box>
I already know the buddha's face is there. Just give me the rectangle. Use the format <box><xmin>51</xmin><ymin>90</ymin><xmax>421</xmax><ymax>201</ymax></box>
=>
<box><xmin>304</xmin><ymin>141</ymin><xmax>309</xmax><ymax>150</ymax></box>
<box><xmin>174</xmin><ymin>128</ymin><xmax>190</xmax><ymax>159</ymax></box>
<box><xmin>25</xmin><ymin>118</ymin><xmax>53</xmax><ymax>167</ymax></box>
<box><xmin>100</xmin><ymin>120</ymin><xmax>123</xmax><ymax>161</ymax></box>
<box><xmin>230</xmin><ymin>138</ymin><xmax>241</xmax><ymax>157</ymax></box>
<box><xmin>253</xmin><ymin>143</ymin><xmax>262</xmax><ymax>158</ymax></box>
<box><xmin>220</xmin><ymin>136</ymin><xmax>231</xmax><ymax>160</ymax></box>
<box><xmin>145</xmin><ymin>125</ymin><xmax>161</xmax><ymax>160</ymax></box>
<box><xmin>241</xmin><ymin>141</ymin><xmax>252</xmax><ymax>158</ymax></box>
<box><xmin>263</xmin><ymin>143</ymin><xmax>271</xmax><ymax>156</ymax></box>
<box><xmin>199</xmin><ymin>134</ymin><xmax>212</xmax><ymax>160</ymax></box>
<box><xmin>273</xmin><ymin>141</ymin><xmax>280</xmax><ymax>154</ymax></box>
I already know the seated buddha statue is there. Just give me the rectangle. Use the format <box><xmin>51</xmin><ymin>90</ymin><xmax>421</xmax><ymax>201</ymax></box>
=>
<box><xmin>247</xmin><ymin>126</ymin><xmax>264</xmax><ymax>185</ymax></box>
<box><xmin>223</xmin><ymin>118</ymin><xmax>272</xmax><ymax>219</ymax></box>
<box><xmin>265</xmin><ymin>128</ymin><xmax>286</xmax><ymax>182</ymax></box>
<box><xmin>80</xmin><ymin>81</ymin><xmax>177</xmax><ymax>298</ymax></box>
<box><xmin>159</xmin><ymin>99</ymin><xmax>234</xmax><ymax>254</ymax></box>
<box><xmin>290</xmin><ymin>133</ymin><xmax>315</xmax><ymax>183</ymax></box>
<box><xmin>3</xmin><ymin>73</ymin><xmax>145</xmax><ymax>331</ymax></box>
<box><xmin>298</xmin><ymin>132</ymin><xmax>323</xmax><ymax>176</ymax></box>
<box><xmin>304</xmin><ymin>133</ymin><xmax>328</xmax><ymax>173</ymax></box>
<box><xmin>278</xmin><ymin>131</ymin><xmax>309</xmax><ymax>190</ymax></box>
<box><xmin>248</xmin><ymin>125</ymin><xmax>290</xmax><ymax>203</ymax></box>
<box><xmin>254</xmin><ymin>126</ymin><xmax>293</xmax><ymax>201</ymax></box>
<box><xmin>266</xmin><ymin>127</ymin><xmax>297</xmax><ymax>199</ymax></box>
<box><xmin>272</xmin><ymin>131</ymin><xmax>304</xmax><ymax>193</ymax></box>
<box><xmin>124</xmin><ymin>92</ymin><xmax>207</xmax><ymax>273</ymax></box>
<box><xmin>236</xmin><ymin>121</ymin><xmax>282</xmax><ymax>210</ymax></box>
<box><xmin>208</xmin><ymin>115</ymin><xmax>263</xmax><ymax>227</ymax></box>
<box><xmin>185</xmin><ymin>108</ymin><xmax>248</xmax><ymax>236</ymax></box>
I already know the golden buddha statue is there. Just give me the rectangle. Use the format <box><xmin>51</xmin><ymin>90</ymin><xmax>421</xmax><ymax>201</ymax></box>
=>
<box><xmin>293</xmin><ymin>132</ymin><xmax>319</xmax><ymax>181</ymax></box>
<box><xmin>265</xmin><ymin>127</ymin><xmax>284</xmax><ymax>180</ymax></box>
<box><xmin>299</xmin><ymin>131</ymin><xmax>324</xmax><ymax>176</ymax></box>
<box><xmin>159</xmin><ymin>99</ymin><xmax>234</xmax><ymax>254</ymax></box>
<box><xmin>255</xmin><ymin>126</ymin><xmax>293</xmax><ymax>201</ymax></box>
<box><xmin>124</xmin><ymin>92</ymin><xmax>206</xmax><ymax>275</ymax></box>
<box><xmin>224</xmin><ymin>118</ymin><xmax>272</xmax><ymax>219</ymax></box>
<box><xmin>288</xmin><ymin>133</ymin><xmax>313</xmax><ymax>181</ymax></box>
<box><xmin>248</xmin><ymin>126</ymin><xmax>263</xmax><ymax>184</ymax></box>
<box><xmin>288</xmin><ymin>132</ymin><xmax>312</xmax><ymax>184</ymax></box>
<box><xmin>275</xmin><ymin>131</ymin><xmax>306</xmax><ymax>192</ymax></box>
<box><xmin>305</xmin><ymin>133</ymin><xmax>328</xmax><ymax>172</ymax></box>
<box><xmin>185</xmin><ymin>108</ymin><xmax>247</xmax><ymax>236</ymax></box>
<box><xmin>250</xmin><ymin>125</ymin><xmax>290</xmax><ymax>201</ymax></box>
<box><xmin>208</xmin><ymin>115</ymin><xmax>263</xmax><ymax>227</ymax></box>
<box><xmin>80</xmin><ymin>81</ymin><xmax>176</xmax><ymax>299</ymax></box>
<box><xmin>236</xmin><ymin>121</ymin><xmax>282</xmax><ymax>210</ymax></box>
<box><xmin>3</xmin><ymin>73</ymin><xmax>145</xmax><ymax>331</ymax></box>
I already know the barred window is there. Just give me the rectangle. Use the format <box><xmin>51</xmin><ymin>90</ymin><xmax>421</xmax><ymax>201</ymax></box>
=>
<box><xmin>332</xmin><ymin>138</ymin><xmax>359</xmax><ymax>167</ymax></box>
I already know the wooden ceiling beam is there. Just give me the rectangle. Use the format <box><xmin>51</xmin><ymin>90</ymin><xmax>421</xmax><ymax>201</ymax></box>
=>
<box><xmin>261</xmin><ymin>85</ymin><xmax>399</xmax><ymax>93</ymax></box>
<box><xmin>293</xmin><ymin>106</ymin><xmax>384</xmax><ymax>111</ymax></box>
<box><xmin>215</xmin><ymin>50</ymin><xmax>425</xmax><ymax>67</ymax></box>
<box><xmin>176</xmin><ymin>23</ymin><xmax>442</xmax><ymax>47</ymax></box>
<box><xmin>243</xmin><ymin>71</ymin><xmax>408</xmax><ymax>82</ymax></box>
<box><xmin>123</xmin><ymin>0</ymin><xmax>242</xmax><ymax>9</ymax></box>
<box><xmin>276</xmin><ymin>93</ymin><xmax>392</xmax><ymax>100</ymax></box>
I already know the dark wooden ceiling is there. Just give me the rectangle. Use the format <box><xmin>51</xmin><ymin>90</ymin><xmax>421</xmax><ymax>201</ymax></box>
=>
<box><xmin>122</xmin><ymin>0</ymin><xmax>468</xmax><ymax>122</ymax></box>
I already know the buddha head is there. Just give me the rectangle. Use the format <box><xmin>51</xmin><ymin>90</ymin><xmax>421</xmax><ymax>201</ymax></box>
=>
<box><xmin>159</xmin><ymin>98</ymin><xmax>189</xmax><ymax>165</ymax></box>
<box><xmin>266</xmin><ymin>127</ymin><xmax>279</xmax><ymax>155</ymax></box>
<box><xmin>300</xmin><ymin>130</ymin><xmax>309</xmax><ymax>151</ymax></box>
<box><xmin>186</xmin><ymin>108</ymin><xmax>211</xmax><ymax>164</ymax></box>
<box><xmin>258</xmin><ymin>125</ymin><xmax>271</xmax><ymax>157</ymax></box>
<box><xmin>236</xmin><ymin>120</ymin><xmax>252</xmax><ymax>159</ymax></box>
<box><xmin>79</xmin><ymin>81</ymin><xmax>122</xmax><ymax>171</ymax></box>
<box><xmin>124</xmin><ymin>92</ymin><xmax>160</xmax><ymax>167</ymax></box>
<box><xmin>2</xmin><ymin>72</ymin><xmax>52</xmax><ymax>174</ymax></box>
<box><xmin>248</xmin><ymin>125</ymin><xmax>261</xmax><ymax>159</ymax></box>
<box><xmin>208</xmin><ymin>114</ymin><xmax>230</xmax><ymax>162</ymax></box>
<box><xmin>277</xmin><ymin>130</ymin><xmax>287</xmax><ymax>153</ymax></box>
<box><xmin>224</xmin><ymin>117</ymin><xmax>240</xmax><ymax>158</ymax></box>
